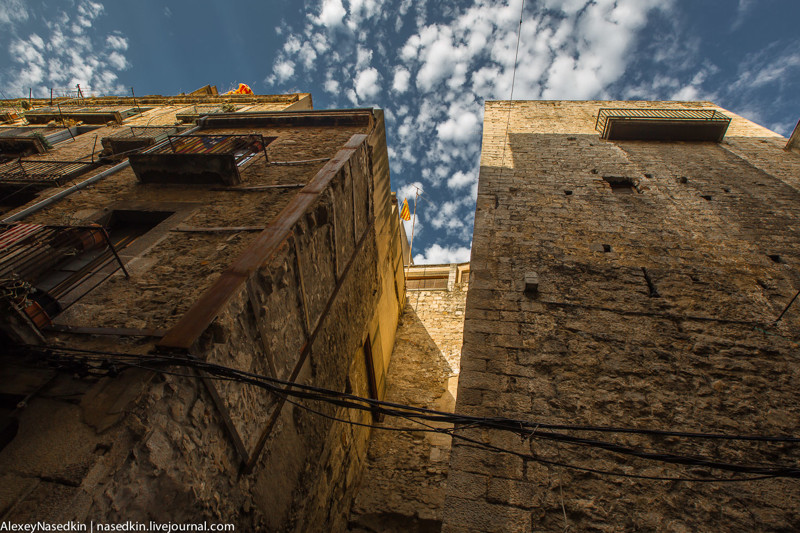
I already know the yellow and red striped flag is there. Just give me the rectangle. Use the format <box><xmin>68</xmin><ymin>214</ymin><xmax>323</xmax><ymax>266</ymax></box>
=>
<box><xmin>400</xmin><ymin>198</ymin><xmax>411</xmax><ymax>221</ymax></box>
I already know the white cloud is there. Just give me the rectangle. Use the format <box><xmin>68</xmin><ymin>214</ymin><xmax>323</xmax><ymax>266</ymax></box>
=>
<box><xmin>106</xmin><ymin>51</ymin><xmax>127</xmax><ymax>70</ymax></box>
<box><xmin>392</xmin><ymin>67</ymin><xmax>411</xmax><ymax>93</ymax></box>
<box><xmin>436</xmin><ymin>110</ymin><xmax>480</xmax><ymax>144</ymax></box>
<box><xmin>447</xmin><ymin>169</ymin><xmax>477</xmax><ymax>190</ymax></box>
<box><xmin>354</xmin><ymin>67</ymin><xmax>381</xmax><ymax>101</ymax></box>
<box><xmin>0</xmin><ymin>0</ymin><xmax>29</xmax><ymax>25</ymax></box>
<box><xmin>397</xmin><ymin>181</ymin><xmax>423</xmax><ymax>203</ymax></box>
<box><xmin>323</xmin><ymin>78</ymin><xmax>340</xmax><ymax>94</ymax></box>
<box><xmin>106</xmin><ymin>34</ymin><xmax>128</xmax><ymax>50</ymax></box>
<box><xmin>265</xmin><ymin>0</ymin><xmax>680</xmax><ymax>257</ymax></box>
<box><xmin>1</xmin><ymin>1</ymin><xmax>130</xmax><ymax>97</ymax></box>
<box><xmin>315</xmin><ymin>0</ymin><xmax>347</xmax><ymax>28</ymax></box>
<box><xmin>274</xmin><ymin>60</ymin><xmax>296</xmax><ymax>82</ymax></box>
<box><xmin>413</xmin><ymin>244</ymin><xmax>471</xmax><ymax>265</ymax></box>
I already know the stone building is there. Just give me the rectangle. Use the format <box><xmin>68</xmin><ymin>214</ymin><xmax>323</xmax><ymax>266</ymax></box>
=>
<box><xmin>0</xmin><ymin>88</ymin><xmax>406</xmax><ymax>531</ymax></box>
<box><xmin>444</xmin><ymin>101</ymin><xmax>800</xmax><ymax>532</ymax></box>
<box><xmin>349</xmin><ymin>262</ymin><xmax>469</xmax><ymax>532</ymax></box>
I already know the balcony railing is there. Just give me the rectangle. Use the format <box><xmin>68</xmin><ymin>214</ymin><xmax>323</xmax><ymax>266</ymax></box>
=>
<box><xmin>175</xmin><ymin>104</ymin><xmax>241</xmax><ymax>123</ymax></box>
<box><xmin>595</xmin><ymin>108</ymin><xmax>731</xmax><ymax>141</ymax></box>
<box><xmin>24</xmin><ymin>105</ymin><xmax>146</xmax><ymax>124</ymax></box>
<box><xmin>0</xmin><ymin>223</ymin><xmax>128</xmax><ymax>330</ymax></box>
<box><xmin>101</xmin><ymin>126</ymin><xmax>183</xmax><ymax>155</ymax></box>
<box><xmin>0</xmin><ymin>159</ymin><xmax>99</xmax><ymax>186</ymax></box>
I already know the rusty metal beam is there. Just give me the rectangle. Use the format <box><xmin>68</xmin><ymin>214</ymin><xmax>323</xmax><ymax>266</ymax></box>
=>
<box><xmin>195</xmin><ymin>367</ymin><xmax>251</xmax><ymax>466</ymax></box>
<box><xmin>243</xmin><ymin>216</ymin><xmax>375</xmax><ymax>474</ymax></box>
<box><xmin>157</xmin><ymin>134</ymin><xmax>368</xmax><ymax>352</ymax></box>
<box><xmin>245</xmin><ymin>278</ymin><xmax>279</xmax><ymax>379</ymax></box>
<box><xmin>44</xmin><ymin>324</ymin><xmax>166</xmax><ymax>337</ymax></box>
<box><xmin>329</xmin><ymin>189</ymin><xmax>340</xmax><ymax>279</ymax></box>
<box><xmin>292</xmin><ymin>233</ymin><xmax>312</xmax><ymax>338</ymax></box>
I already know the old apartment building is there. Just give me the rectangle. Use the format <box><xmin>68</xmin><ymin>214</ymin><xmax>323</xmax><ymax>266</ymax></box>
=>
<box><xmin>0</xmin><ymin>88</ymin><xmax>407</xmax><ymax>531</ymax></box>
<box><xmin>443</xmin><ymin>101</ymin><xmax>800</xmax><ymax>531</ymax></box>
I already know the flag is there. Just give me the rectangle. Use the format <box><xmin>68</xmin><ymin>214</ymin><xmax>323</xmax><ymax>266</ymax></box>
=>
<box><xmin>400</xmin><ymin>198</ymin><xmax>411</xmax><ymax>221</ymax></box>
<box><xmin>225</xmin><ymin>83</ymin><xmax>254</xmax><ymax>95</ymax></box>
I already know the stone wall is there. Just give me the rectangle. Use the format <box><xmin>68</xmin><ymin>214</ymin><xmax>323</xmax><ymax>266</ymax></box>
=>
<box><xmin>443</xmin><ymin>101</ymin><xmax>800</xmax><ymax>532</ymax></box>
<box><xmin>0</xmin><ymin>104</ymin><xmax>405</xmax><ymax>532</ymax></box>
<box><xmin>349</xmin><ymin>264</ymin><xmax>468</xmax><ymax>532</ymax></box>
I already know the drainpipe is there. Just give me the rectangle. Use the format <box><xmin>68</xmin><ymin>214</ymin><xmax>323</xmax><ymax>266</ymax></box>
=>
<box><xmin>1</xmin><ymin>119</ymin><xmax>207</xmax><ymax>224</ymax></box>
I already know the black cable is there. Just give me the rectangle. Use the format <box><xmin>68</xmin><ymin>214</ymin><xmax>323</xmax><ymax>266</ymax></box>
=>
<box><xmin>36</xmin><ymin>344</ymin><xmax>800</xmax><ymax>444</ymax></box>
<box><xmin>25</xmin><ymin>346</ymin><xmax>800</xmax><ymax>481</ymax></box>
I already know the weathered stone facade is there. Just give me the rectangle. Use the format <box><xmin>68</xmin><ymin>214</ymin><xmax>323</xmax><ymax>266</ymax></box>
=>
<box><xmin>444</xmin><ymin>101</ymin><xmax>800</xmax><ymax>532</ymax></box>
<box><xmin>0</xmin><ymin>93</ymin><xmax>405</xmax><ymax>532</ymax></box>
<box><xmin>349</xmin><ymin>263</ymin><xmax>468</xmax><ymax>532</ymax></box>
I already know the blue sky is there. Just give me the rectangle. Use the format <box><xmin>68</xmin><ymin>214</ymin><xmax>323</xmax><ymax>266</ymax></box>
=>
<box><xmin>1</xmin><ymin>0</ymin><xmax>799</xmax><ymax>263</ymax></box>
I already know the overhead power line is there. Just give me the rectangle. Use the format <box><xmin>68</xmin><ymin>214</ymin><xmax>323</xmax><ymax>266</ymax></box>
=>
<box><xmin>14</xmin><ymin>344</ymin><xmax>800</xmax><ymax>483</ymax></box>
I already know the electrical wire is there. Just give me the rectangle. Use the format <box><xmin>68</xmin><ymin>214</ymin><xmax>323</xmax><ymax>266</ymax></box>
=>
<box><xmin>33</xmin><ymin>344</ymin><xmax>800</xmax><ymax>443</ymax></box>
<box><xmin>17</xmin><ymin>344</ymin><xmax>800</xmax><ymax>482</ymax></box>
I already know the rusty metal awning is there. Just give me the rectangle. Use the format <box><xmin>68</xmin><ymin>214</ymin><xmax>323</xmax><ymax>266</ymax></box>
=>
<box><xmin>596</xmin><ymin>108</ymin><xmax>731</xmax><ymax>142</ymax></box>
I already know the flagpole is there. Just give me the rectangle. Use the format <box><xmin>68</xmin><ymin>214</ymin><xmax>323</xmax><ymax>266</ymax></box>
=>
<box><xmin>408</xmin><ymin>188</ymin><xmax>419</xmax><ymax>266</ymax></box>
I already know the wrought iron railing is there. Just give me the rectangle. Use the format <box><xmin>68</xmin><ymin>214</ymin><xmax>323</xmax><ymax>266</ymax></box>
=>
<box><xmin>26</xmin><ymin>105</ymin><xmax>143</xmax><ymax>116</ymax></box>
<box><xmin>145</xmin><ymin>134</ymin><xmax>268</xmax><ymax>166</ymax></box>
<box><xmin>104</xmin><ymin>126</ymin><xmax>181</xmax><ymax>139</ymax></box>
<box><xmin>175</xmin><ymin>104</ymin><xmax>241</xmax><ymax>122</ymax></box>
<box><xmin>0</xmin><ymin>159</ymin><xmax>99</xmax><ymax>185</ymax></box>
<box><xmin>595</xmin><ymin>108</ymin><xmax>730</xmax><ymax>136</ymax></box>
<box><xmin>0</xmin><ymin>222</ymin><xmax>128</xmax><ymax>328</ymax></box>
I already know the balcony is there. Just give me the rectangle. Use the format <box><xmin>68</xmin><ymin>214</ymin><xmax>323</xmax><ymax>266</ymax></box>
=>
<box><xmin>129</xmin><ymin>134</ymin><xmax>273</xmax><ymax>185</ymax></box>
<box><xmin>24</xmin><ymin>105</ymin><xmax>146</xmax><ymax>125</ymax></box>
<box><xmin>0</xmin><ymin>109</ymin><xmax>20</xmax><ymax>124</ymax></box>
<box><xmin>0</xmin><ymin>126</ymin><xmax>99</xmax><ymax>158</ymax></box>
<box><xmin>175</xmin><ymin>104</ymin><xmax>242</xmax><ymax>123</ymax></box>
<box><xmin>0</xmin><ymin>159</ymin><xmax>99</xmax><ymax>187</ymax></box>
<box><xmin>595</xmin><ymin>108</ymin><xmax>731</xmax><ymax>142</ymax></box>
<box><xmin>0</xmin><ymin>223</ymin><xmax>129</xmax><ymax>335</ymax></box>
<box><xmin>101</xmin><ymin>126</ymin><xmax>183</xmax><ymax>156</ymax></box>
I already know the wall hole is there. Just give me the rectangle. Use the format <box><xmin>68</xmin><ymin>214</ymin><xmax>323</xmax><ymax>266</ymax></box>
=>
<box><xmin>603</xmin><ymin>176</ymin><xmax>637</xmax><ymax>194</ymax></box>
<box><xmin>564</xmin><ymin>190</ymin><xmax>573</xmax><ymax>196</ymax></box>
<box><xmin>701</xmin><ymin>195</ymin><xmax>712</xmax><ymax>201</ymax></box>
<box><xmin>602</xmin><ymin>244</ymin><xmax>612</xmax><ymax>253</ymax></box>
<box><xmin>768</xmin><ymin>254</ymin><xmax>783</xmax><ymax>264</ymax></box>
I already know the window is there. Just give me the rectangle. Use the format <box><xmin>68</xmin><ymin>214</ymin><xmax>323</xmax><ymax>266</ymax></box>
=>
<box><xmin>0</xmin><ymin>187</ymin><xmax>39</xmax><ymax>216</ymax></box>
